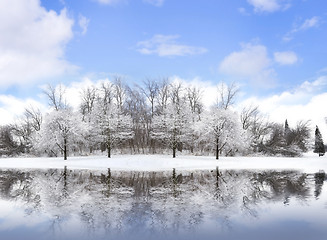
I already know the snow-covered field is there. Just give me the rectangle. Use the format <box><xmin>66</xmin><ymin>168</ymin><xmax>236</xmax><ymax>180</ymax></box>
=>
<box><xmin>0</xmin><ymin>153</ymin><xmax>326</xmax><ymax>173</ymax></box>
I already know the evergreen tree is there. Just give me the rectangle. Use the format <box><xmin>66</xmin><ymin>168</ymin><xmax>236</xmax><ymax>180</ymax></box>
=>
<box><xmin>284</xmin><ymin>119</ymin><xmax>292</xmax><ymax>146</ymax></box>
<box><xmin>314</xmin><ymin>126</ymin><xmax>325</xmax><ymax>157</ymax></box>
<box><xmin>284</xmin><ymin>119</ymin><xmax>290</xmax><ymax>136</ymax></box>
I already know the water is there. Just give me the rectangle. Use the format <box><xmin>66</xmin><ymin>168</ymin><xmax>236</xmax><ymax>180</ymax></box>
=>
<box><xmin>0</xmin><ymin>167</ymin><xmax>326</xmax><ymax>240</ymax></box>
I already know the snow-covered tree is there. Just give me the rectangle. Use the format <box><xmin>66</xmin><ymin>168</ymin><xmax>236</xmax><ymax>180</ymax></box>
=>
<box><xmin>197</xmin><ymin>107</ymin><xmax>247</xmax><ymax>159</ymax></box>
<box><xmin>79</xmin><ymin>86</ymin><xmax>100</xmax><ymax>153</ymax></box>
<box><xmin>151</xmin><ymin>82</ymin><xmax>191</xmax><ymax>158</ymax></box>
<box><xmin>94</xmin><ymin>85</ymin><xmax>134</xmax><ymax>158</ymax></box>
<box><xmin>10</xmin><ymin>106</ymin><xmax>43</xmax><ymax>153</ymax></box>
<box><xmin>261</xmin><ymin>120</ymin><xmax>311</xmax><ymax>156</ymax></box>
<box><xmin>152</xmin><ymin>104</ymin><xmax>188</xmax><ymax>158</ymax></box>
<box><xmin>35</xmin><ymin>108</ymin><xmax>88</xmax><ymax>160</ymax></box>
<box><xmin>185</xmin><ymin>86</ymin><xmax>203</xmax><ymax>153</ymax></box>
<box><xmin>0</xmin><ymin>126</ymin><xmax>20</xmax><ymax>156</ymax></box>
<box><xmin>240</xmin><ymin>105</ymin><xmax>271</xmax><ymax>153</ymax></box>
<box><xmin>314</xmin><ymin>125</ymin><xmax>325</xmax><ymax>157</ymax></box>
<box><xmin>286</xmin><ymin>120</ymin><xmax>311</xmax><ymax>153</ymax></box>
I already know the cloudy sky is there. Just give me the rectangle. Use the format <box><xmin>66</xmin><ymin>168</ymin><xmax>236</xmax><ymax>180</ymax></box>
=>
<box><xmin>1</xmin><ymin>0</ymin><xmax>327</xmax><ymax>136</ymax></box>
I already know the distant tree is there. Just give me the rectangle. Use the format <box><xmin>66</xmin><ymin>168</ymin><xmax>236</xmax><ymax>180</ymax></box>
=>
<box><xmin>263</xmin><ymin>123</ymin><xmax>285</xmax><ymax>150</ymax></box>
<box><xmin>155</xmin><ymin>78</ymin><xmax>170</xmax><ymax>115</ymax></box>
<box><xmin>139</xmin><ymin>78</ymin><xmax>158</xmax><ymax>118</ymax></box>
<box><xmin>314</xmin><ymin>125</ymin><xmax>325</xmax><ymax>157</ymax></box>
<box><xmin>43</xmin><ymin>84</ymin><xmax>67</xmax><ymax>111</ymax></box>
<box><xmin>287</xmin><ymin>120</ymin><xmax>311</xmax><ymax>152</ymax></box>
<box><xmin>259</xmin><ymin>120</ymin><xmax>311</xmax><ymax>157</ymax></box>
<box><xmin>80</xmin><ymin>86</ymin><xmax>97</xmax><ymax>121</ymax></box>
<box><xmin>113</xmin><ymin>77</ymin><xmax>127</xmax><ymax>111</ymax></box>
<box><xmin>240</xmin><ymin>105</ymin><xmax>259</xmax><ymax>131</ymax></box>
<box><xmin>11</xmin><ymin>106</ymin><xmax>42</xmax><ymax>153</ymax></box>
<box><xmin>0</xmin><ymin>126</ymin><xmax>20</xmax><ymax>156</ymax></box>
<box><xmin>284</xmin><ymin>119</ymin><xmax>293</xmax><ymax>146</ymax></box>
<box><xmin>216</xmin><ymin>81</ymin><xmax>239</xmax><ymax>110</ymax></box>
<box><xmin>284</xmin><ymin>119</ymin><xmax>290</xmax><ymax>136</ymax></box>
<box><xmin>240</xmin><ymin>105</ymin><xmax>270</xmax><ymax>152</ymax></box>
<box><xmin>125</xmin><ymin>85</ymin><xmax>149</xmax><ymax>153</ymax></box>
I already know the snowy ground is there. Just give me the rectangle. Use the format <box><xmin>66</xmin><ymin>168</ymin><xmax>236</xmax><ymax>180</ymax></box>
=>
<box><xmin>0</xmin><ymin>153</ymin><xmax>326</xmax><ymax>173</ymax></box>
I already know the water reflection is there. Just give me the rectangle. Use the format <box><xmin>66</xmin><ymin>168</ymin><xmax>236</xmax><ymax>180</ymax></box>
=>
<box><xmin>0</xmin><ymin>167</ymin><xmax>326</xmax><ymax>240</ymax></box>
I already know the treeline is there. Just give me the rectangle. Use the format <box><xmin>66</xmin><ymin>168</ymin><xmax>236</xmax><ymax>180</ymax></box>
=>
<box><xmin>0</xmin><ymin>78</ymin><xmax>313</xmax><ymax>159</ymax></box>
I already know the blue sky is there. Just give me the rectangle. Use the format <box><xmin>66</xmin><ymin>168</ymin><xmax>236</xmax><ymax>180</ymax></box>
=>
<box><xmin>1</xmin><ymin>0</ymin><xmax>327</xmax><ymax>133</ymax></box>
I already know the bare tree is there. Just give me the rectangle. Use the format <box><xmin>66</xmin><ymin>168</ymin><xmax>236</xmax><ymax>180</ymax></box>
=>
<box><xmin>98</xmin><ymin>82</ymin><xmax>114</xmax><ymax>114</ymax></box>
<box><xmin>240</xmin><ymin>105</ymin><xmax>259</xmax><ymax>130</ymax></box>
<box><xmin>288</xmin><ymin>120</ymin><xmax>311</xmax><ymax>152</ymax></box>
<box><xmin>125</xmin><ymin>85</ymin><xmax>149</xmax><ymax>153</ymax></box>
<box><xmin>186</xmin><ymin>86</ymin><xmax>203</xmax><ymax>120</ymax></box>
<box><xmin>216</xmin><ymin>82</ymin><xmax>239</xmax><ymax>110</ymax></box>
<box><xmin>43</xmin><ymin>84</ymin><xmax>67</xmax><ymax>111</ymax></box>
<box><xmin>10</xmin><ymin>106</ymin><xmax>42</xmax><ymax>153</ymax></box>
<box><xmin>24</xmin><ymin>106</ymin><xmax>43</xmax><ymax>132</ymax></box>
<box><xmin>170</xmin><ymin>82</ymin><xmax>183</xmax><ymax>107</ymax></box>
<box><xmin>156</xmin><ymin>78</ymin><xmax>170</xmax><ymax>114</ymax></box>
<box><xmin>113</xmin><ymin>77</ymin><xmax>127</xmax><ymax>111</ymax></box>
<box><xmin>0</xmin><ymin>125</ymin><xmax>19</xmax><ymax>156</ymax></box>
<box><xmin>80</xmin><ymin>86</ymin><xmax>97</xmax><ymax>118</ymax></box>
<box><xmin>139</xmin><ymin>78</ymin><xmax>158</xmax><ymax>118</ymax></box>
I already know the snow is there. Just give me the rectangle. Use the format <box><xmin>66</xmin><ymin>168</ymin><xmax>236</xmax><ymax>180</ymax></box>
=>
<box><xmin>0</xmin><ymin>153</ymin><xmax>326</xmax><ymax>173</ymax></box>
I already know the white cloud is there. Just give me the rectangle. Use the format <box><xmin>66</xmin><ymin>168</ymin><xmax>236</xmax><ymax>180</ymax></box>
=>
<box><xmin>298</xmin><ymin>76</ymin><xmax>327</xmax><ymax>93</ymax></box>
<box><xmin>79</xmin><ymin>14</ymin><xmax>90</xmax><ymax>35</ymax></box>
<box><xmin>219</xmin><ymin>43</ymin><xmax>276</xmax><ymax>87</ymax></box>
<box><xmin>0</xmin><ymin>0</ymin><xmax>76</xmax><ymax>88</ymax></box>
<box><xmin>238</xmin><ymin>7</ymin><xmax>250</xmax><ymax>16</ymax></box>
<box><xmin>283</xmin><ymin>16</ymin><xmax>320</xmax><ymax>41</ymax></box>
<box><xmin>274</xmin><ymin>51</ymin><xmax>298</xmax><ymax>65</ymax></box>
<box><xmin>299</xmin><ymin>16</ymin><xmax>320</xmax><ymax>30</ymax></box>
<box><xmin>240</xmin><ymin>76</ymin><xmax>327</xmax><ymax>140</ymax></box>
<box><xmin>247</xmin><ymin>0</ymin><xmax>291</xmax><ymax>13</ymax></box>
<box><xmin>136</xmin><ymin>35</ymin><xmax>208</xmax><ymax>57</ymax></box>
<box><xmin>247</xmin><ymin>0</ymin><xmax>280</xmax><ymax>12</ymax></box>
<box><xmin>143</xmin><ymin>0</ymin><xmax>165</xmax><ymax>7</ymax></box>
<box><xmin>0</xmin><ymin>95</ymin><xmax>46</xmax><ymax>125</ymax></box>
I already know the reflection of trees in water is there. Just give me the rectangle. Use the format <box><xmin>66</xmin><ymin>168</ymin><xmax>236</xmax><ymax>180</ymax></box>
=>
<box><xmin>0</xmin><ymin>168</ymin><xmax>325</xmax><ymax>239</ymax></box>
<box><xmin>251</xmin><ymin>171</ymin><xmax>311</xmax><ymax>205</ymax></box>
<box><xmin>314</xmin><ymin>171</ymin><xmax>326</xmax><ymax>199</ymax></box>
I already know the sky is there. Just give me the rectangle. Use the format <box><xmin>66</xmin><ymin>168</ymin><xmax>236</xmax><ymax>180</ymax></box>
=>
<box><xmin>1</xmin><ymin>0</ymin><xmax>327</xmax><ymax>137</ymax></box>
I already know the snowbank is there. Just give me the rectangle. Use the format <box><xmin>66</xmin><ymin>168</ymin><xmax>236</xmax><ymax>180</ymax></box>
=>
<box><xmin>0</xmin><ymin>154</ymin><xmax>326</xmax><ymax>173</ymax></box>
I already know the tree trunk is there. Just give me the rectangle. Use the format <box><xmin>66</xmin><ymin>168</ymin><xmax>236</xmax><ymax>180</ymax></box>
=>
<box><xmin>173</xmin><ymin>146</ymin><xmax>176</xmax><ymax>158</ymax></box>
<box><xmin>107</xmin><ymin>145</ymin><xmax>111</xmax><ymax>158</ymax></box>
<box><xmin>64</xmin><ymin>138</ymin><xmax>67</xmax><ymax>160</ymax></box>
<box><xmin>216</xmin><ymin>137</ymin><xmax>219</xmax><ymax>160</ymax></box>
